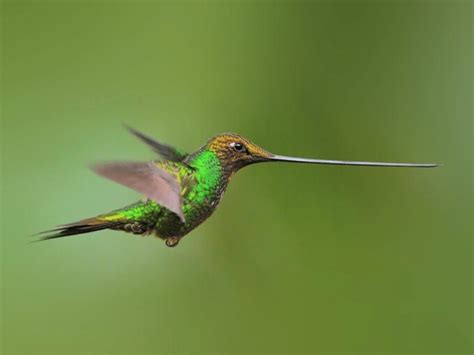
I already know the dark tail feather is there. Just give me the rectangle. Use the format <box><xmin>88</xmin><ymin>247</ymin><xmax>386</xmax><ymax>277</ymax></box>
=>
<box><xmin>38</xmin><ymin>218</ymin><xmax>123</xmax><ymax>241</ymax></box>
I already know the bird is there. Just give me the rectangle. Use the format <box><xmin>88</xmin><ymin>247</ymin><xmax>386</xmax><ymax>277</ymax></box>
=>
<box><xmin>39</xmin><ymin>126</ymin><xmax>438</xmax><ymax>247</ymax></box>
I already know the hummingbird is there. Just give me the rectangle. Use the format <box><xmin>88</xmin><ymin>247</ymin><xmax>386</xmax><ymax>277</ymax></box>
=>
<box><xmin>39</xmin><ymin>126</ymin><xmax>437</xmax><ymax>247</ymax></box>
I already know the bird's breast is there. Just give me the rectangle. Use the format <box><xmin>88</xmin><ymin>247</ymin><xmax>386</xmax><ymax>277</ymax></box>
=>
<box><xmin>179</xmin><ymin>178</ymin><xmax>228</xmax><ymax>232</ymax></box>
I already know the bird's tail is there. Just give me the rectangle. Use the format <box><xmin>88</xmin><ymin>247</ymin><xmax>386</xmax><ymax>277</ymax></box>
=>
<box><xmin>38</xmin><ymin>201</ymin><xmax>154</xmax><ymax>241</ymax></box>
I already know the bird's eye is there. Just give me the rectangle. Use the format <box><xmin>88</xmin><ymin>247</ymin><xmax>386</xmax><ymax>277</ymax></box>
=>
<box><xmin>230</xmin><ymin>142</ymin><xmax>245</xmax><ymax>152</ymax></box>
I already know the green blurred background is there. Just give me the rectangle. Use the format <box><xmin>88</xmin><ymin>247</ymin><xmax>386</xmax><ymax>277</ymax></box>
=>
<box><xmin>1</xmin><ymin>1</ymin><xmax>472</xmax><ymax>354</ymax></box>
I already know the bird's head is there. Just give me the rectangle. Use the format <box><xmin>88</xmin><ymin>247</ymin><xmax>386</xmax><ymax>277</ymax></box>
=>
<box><xmin>206</xmin><ymin>133</ymin><xmax>273</xmax><ymax>172</ymax></box>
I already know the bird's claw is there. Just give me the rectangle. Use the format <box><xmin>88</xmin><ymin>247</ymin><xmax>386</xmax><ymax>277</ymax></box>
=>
<box><xmin>165</xmin><ymin>237</ymin><xmax>180</xmax><ymax>247</ymax></box>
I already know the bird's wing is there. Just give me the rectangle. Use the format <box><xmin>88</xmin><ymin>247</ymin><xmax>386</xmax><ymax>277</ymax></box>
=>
<box><xmin>125</xmin><ymin>125</ymin><xmax>188</xmax><ymax>162</ymax></box>
<box><xmin>91</xmin><ymin>161</ymin><xmax>185</xmax><ymax>222</ymax></box>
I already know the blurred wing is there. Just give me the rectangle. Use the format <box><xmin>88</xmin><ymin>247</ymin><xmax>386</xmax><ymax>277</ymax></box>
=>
<box><xmin>92</xmin><ymin>161</ymin><xmax>185</xmax><ymax>222</ymax></box>
<box><xmin>125</xmin><ymin>125</ymin><xmax>188</xmax><ymax>162</ymax></box>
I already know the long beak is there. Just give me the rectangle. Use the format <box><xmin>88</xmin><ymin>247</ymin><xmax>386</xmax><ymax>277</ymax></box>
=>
<box><xmin>268</xmin><ymin>155</ymin><xmax>438</xmax><ymax>168</ymax></box>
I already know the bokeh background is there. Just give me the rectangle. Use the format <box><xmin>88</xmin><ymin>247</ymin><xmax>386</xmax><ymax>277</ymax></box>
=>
<box><xmin>1</xmin><ymin>1</ymin><xmax>472</xmax><ymax>354</ymax></box>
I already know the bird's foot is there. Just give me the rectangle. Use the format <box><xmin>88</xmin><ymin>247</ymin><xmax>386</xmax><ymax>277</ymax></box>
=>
<box><xmin>165</xmin><ymin>237</ymin><xmax>180</xmax><ymax>247</ymax></box>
